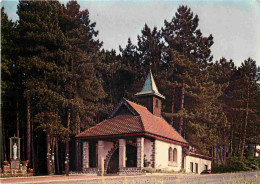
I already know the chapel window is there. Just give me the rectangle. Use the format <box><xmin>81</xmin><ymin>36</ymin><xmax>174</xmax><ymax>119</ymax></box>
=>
<box><xmin>168</xmin><ymin>147</ymin><xmax>172</xmax><ymax>161</ymax></box>
<box><xmin>173</xmin><ymin>148</ymin><xmax>177</xmax><ymax>162</ymax></box>
<box><xmin>155</xmin><ymin>99</ymin><xmax>159</xmax><ymax>108</ymax></box>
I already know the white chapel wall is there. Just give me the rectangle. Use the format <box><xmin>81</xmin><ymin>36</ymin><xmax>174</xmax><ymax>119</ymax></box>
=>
<box><xmin>184</xmin><ymin>155</ymin><xmax>211</xmax><ymax>174</ymax></box>
<box><xmin>154</xmin><ymin>140</ymin><xmax>182</xmax><ymax>171</ymax></box>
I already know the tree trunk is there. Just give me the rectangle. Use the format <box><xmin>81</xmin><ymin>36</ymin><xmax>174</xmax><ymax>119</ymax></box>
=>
<box><xmin>216</xmin><ymin>132</ymin><xmax>219</xmax><ymax>166</ymax></box>
<box><xmin>230</xmin><ymin>118</ymin><xmax>233</xmax><ymax>156</ymax></box>
<box><xmin>171</xmin><ymin>84</ymin><xmax>175</xmax><ymax>126</ymax></box>
<box><xmin>22</xmin><ymin>133</ymin><xmax>25</xmax><ymax>161</ymax></box>
<box><xmin>3</xmin><ymin>124</ymin><xmax>7</xmax><ymax>161</ymax></box>
<box><xmin>179</xmin><ymin>80</ymin><xmax>185</xmax><ymax>135</ymax></box>
<box><xmin>55</xmin><ymin>134</ymin><xmax>60</xmax><ymax>174</ymax></box>
<box><xmin>0</xmin><ymin>114</ymin><xmax>3</xmax><ymax>163</ymax></box>
<box><xmin>218</xmin><ymin>130</ymin><xmax>223</xmax><ymax>164</ymax></box>
<box><xmin>46</xmin><ymin>134</ymin><xmax>52</xmax><ymax>175</ymax></box>
<box><xmin>65</xmin><ymin>107</ymin><xmax>71</xmax><ymax>175</ymax></box>
<box><xmin>223</xmin><ymin>144</ymin><xmax>226</xmax><ymax>164</ymax></box>
<box><xmin>16</xmin><ymin>101</ymin><xmax>19</xmax><ymax>138</ymax></box>
<box><xmin>223</xmin><ymin>119</ymin><xmax>227</xmax><ymax>165</ymax></box>
<box><xmin>240</xmin><ymin>85</ymin><xmax>250</xmax><ymax>161</ymax></box>
<box><xmin>31</xmin><ymin>118</ymin><xmax>35</xmax><ymax>175</ymax></box>
<box><xmin>51</xmin><ymin>137</ymin><xmax>55</xmax><ymax>174</ymax></box>
<box><xmin>27</xmin><ymin>97</ymin><xmax>31</xmax><ymax>163</ymax></box>
<box><xmin>35</xmin><ymin>141</ymin><xmax>38</xmax><ymax>175</ymax></box>
<box><xmin>211</xmin><ymin>146</ymin><xmax>214</xmax><ymax>163</ymax></box>
<box><xmin>76</xmin><ymin>113</ymin><xmax>80</xmax><ymax>171</ymax></box>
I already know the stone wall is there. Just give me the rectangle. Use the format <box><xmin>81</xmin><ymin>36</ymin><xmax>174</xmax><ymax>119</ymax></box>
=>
<box><xmin>137</xmin><ymin>137</ymin><xmax>144</xmax><ymax>168</ymax></box>
<box><xmin>119</xmin><ymin>167</ymin><xmax>142</xmax><ymax>175</ymax></box>
<box><xmin>143</xmin><ymin>138</ymin><xmax>153</xmax><ymax>168</ymax></box>
<box><xmin>82</xmin><ymin>141</ymin><xmax>89</xmax><ymax>170</ymax></box>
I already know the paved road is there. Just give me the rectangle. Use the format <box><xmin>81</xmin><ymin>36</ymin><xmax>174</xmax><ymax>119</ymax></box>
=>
<box><xmin>1</xmin><ymin>172</ymin><xmax>259</xmax><ymax>184</ymax></box>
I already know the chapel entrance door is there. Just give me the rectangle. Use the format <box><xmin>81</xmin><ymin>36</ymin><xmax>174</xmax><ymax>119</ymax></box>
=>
<box><xmin>126</xmin><ymin>145</ymin><xmax>137</xmax><ymax>167</ymax></box>
<box><xmin>107</xmin><ymin>149</ymin><xmax>119</xmax><ymax>174</ymax></box>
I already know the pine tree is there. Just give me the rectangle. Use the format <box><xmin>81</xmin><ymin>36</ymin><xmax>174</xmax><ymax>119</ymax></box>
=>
<box><xmin>17</xmin><ymin>0</ymin><xmax>69</xmax><ymax>173</ymax></box>
<box><xmin>208</xmin><ymin>58</ymin><xmax>236</xmax><ymax>163</ymax></box>
<box><xmin>161</xmin><ymin>6</ymin><xmax>220</xmax><ymax>155</ymax></box>
<box><xmin>59</xmin><ymin>0</ymin><xmax>106</xmax><ymax>173</ymax></box>
<box><xmin>162</xmin><ymin>5</ymin><xmax>214</xmax><ymax>137</ymax></box>
<box><xmin>119</xmin><ymin>38</ymin><xmax>143</xmax><ymax>101</ymax></box>
<box><xmin>1</xmin><ymin>7</ymin><xmax>19</xmax><ymax>163</ymax></box>
<box><xmin>236</xmin><ymin>58</ymin><xmax>258</xmax><ymax>160</ymax></box>
<box><xmin>137</xmin><ymin>24</ymin><xmax>167</xmax><ymax>76</ymax></box>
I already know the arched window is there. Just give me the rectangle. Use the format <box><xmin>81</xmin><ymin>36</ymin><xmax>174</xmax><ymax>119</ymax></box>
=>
<box><xmin>168</xmin><ymin>147</ymin><xmax>172</xmax><ymax>161</ymax></box>
<box><xmin>173</xmin><ymin>148</ymin><xmax>177</xmax><ymax>162</ymax></box>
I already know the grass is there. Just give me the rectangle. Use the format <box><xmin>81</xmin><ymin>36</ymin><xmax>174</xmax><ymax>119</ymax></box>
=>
<box><xmin>142</xmin><ymin>168</ymin><xmax>182</xmax><ymax>174</ymax></box>
<box><xmin>222</xmin><ymin>174</ymin><xmax>260</xmax><ymax>184</ymax></box>
<box><xmin>99</xmin><ymin>172</ymin><xmax>260</xmax><ymax>184</ymax></box>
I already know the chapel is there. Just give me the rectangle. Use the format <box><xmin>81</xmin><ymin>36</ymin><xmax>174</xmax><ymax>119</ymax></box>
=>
<box><xmin>75</xmin><ymin>69</ymin><xmax>211</xmax><ymax>175</ymax></box>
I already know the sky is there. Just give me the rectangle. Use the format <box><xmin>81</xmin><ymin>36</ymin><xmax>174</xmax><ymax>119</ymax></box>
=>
<box><xmin>1</xmin><ymin>0</ymin><xmax>260</xmax><ymax>67</ymax></box>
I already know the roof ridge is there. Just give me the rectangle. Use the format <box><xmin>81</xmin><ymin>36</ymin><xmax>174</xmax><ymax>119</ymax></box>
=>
<box><xmin>125</xmin><ymin>99</ymin><xmax>147</xmax><ymax>109</ymax></box>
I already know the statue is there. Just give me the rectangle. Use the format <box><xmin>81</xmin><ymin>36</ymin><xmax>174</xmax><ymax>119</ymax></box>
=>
<box><xmin>13</xmin><ymin>143</ymin><xmax>17</xmax><ymax>160</ymax></box>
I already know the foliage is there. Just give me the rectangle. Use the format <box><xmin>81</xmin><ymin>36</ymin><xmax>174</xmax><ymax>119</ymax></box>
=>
<box><xmin>212</xmin><ymin>156</ymin><xmax>260</xmax><ymax>173</ymax></box>
<box><xmin>1</xmin><ymin>2</ymin><xmax>259</xmax><ymax>175</ymax></box>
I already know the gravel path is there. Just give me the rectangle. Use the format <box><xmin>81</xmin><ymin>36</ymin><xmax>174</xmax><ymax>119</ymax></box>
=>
<box><xmin>0</xmin><ymin>171</ymin><xmax>259</xmax><ymax>184</ymax></box>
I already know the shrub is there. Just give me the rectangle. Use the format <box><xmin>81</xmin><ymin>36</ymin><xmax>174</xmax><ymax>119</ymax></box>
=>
<box><xmin>212</xmin><ymin>156</ymin><xmax>260</xmax><ymax>173</ymax></box>
<box><xmin>230</xmin><ymin>160</ymin><xmax>249</xmax><ymax>171</ymax></box>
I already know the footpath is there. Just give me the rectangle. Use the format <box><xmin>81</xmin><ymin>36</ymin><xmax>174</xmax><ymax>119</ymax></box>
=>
<box><xmin>0</xmin><ymin>173</ymin><xmax>180</xmax><ymax>184</ymax></box>
<box><xmin>0</xmin><ymin>174</ymin><xmax>101</xmax><ymax>184</ymax></box>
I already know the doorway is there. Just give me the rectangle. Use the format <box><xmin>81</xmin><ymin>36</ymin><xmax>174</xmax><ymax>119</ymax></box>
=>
<box><xmin>107</xmin><ymin>149</ymin><xmax>119</xmax><ymax>173</ymax></box>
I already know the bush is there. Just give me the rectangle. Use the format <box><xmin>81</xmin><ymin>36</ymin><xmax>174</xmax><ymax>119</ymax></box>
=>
<box><xmin>230</xmin><ymin>160</ymin><xmax>250</xmax><ymax>171</ymax></box>
<box><xmin>212</xmin><ymin>163</ymin><xmax>231</xmax><ymax>173</ymax></box>
<box><xmin>212</xmin><ymin>156</ymin><xmax>260</xmax><ymax>173</ymax></box>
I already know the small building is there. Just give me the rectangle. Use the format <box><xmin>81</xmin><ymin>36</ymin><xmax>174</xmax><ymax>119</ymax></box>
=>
<box><xmin>76</xmin><ymin>69</ymin><xmax>211</xmax><ymax>175</ymax></box>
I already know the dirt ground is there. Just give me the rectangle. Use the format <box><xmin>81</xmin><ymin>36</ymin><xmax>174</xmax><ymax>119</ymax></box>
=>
<box><xmin>0</xmin><ymin>171</ymin><xmax>259</xmax><ymax>184</ymax></box>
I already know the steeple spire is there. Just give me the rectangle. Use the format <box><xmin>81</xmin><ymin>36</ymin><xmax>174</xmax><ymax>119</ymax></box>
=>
<box><xmin>135</xmin><ymin>68</ymin><xmax>165</xmax><ymax>99</ymax></box>
<box><xmin>135</xmin><ymin>67</ymin><xmax>165</xmax><ymax>117</ymax></box>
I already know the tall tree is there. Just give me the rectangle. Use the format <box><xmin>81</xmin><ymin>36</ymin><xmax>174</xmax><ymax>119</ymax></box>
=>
<box><xmin>59</xmin><ymin>0</ymin><xmax>106</xmax><ymax>173</ymax></box>
<box><xmin>119</xmin><ymin>38</ymin><xmax>142</xmax><ymax>101</ymax></box>
<box><xmin>162</xmin><ymin>5</ymin><xmax>214</xmax><ymax>138</ymax></box>
<box><xmin>137</xmin><ymin>24</ymin><xmax>167</xmax><ymax>76</ymax></box>
<box><xmin>17</xmin><ymin>0</ymin><xmax>68</xmax><ymax>173</ymax></box>
<box><xmin>208</xmin><ymin>57</ymin><xmax>236</xmax><ymax>164</ymax></box>
<box><xmin>237</xmin><ymin>58</ymin><xmax>258</xmax><ymax>161</ymax></box>
<box><xmin>1</xmin><ymin>7</ymin><xmax>22</xmax><ymax>162</ymax></box>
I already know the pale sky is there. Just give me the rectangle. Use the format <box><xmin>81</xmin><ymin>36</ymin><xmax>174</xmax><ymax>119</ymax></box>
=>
<box><xmin>1</xmin><ymin>0</ymin><xmax>260</xmax><ymax>66</ymax></box>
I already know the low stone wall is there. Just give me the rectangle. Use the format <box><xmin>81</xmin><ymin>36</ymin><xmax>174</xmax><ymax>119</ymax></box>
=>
<box><xmin>2</xmin><ymin>162</ymin><xmax>33</xmax><ymax>177</ymax></box>
<box><xmin>82</xmin><ymin>168</ymin><xmax>99</xmax><ymax>174</ymax></box>
<box><xmin>119</xmin><ymin>167</ymin><xmax>142</xmax><ymax>175</ymax></box>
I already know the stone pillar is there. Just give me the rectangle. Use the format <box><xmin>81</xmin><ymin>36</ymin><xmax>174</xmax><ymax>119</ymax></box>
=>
<box><xmin>137</xmin><ymin>137</ymin><xmax>144</xmax><ymax>168</ymax></box>
<box><xmin>98</xmin><ymin>140</ymin><xmax>105</xmax><ymax>175</ymax></box>
<box><xmin>82</xmin><ymin>141</ymin><xmax>89</xmax><ymax>170</ymax></box>
<box><xmin>119</xmin><ymin>139</ymin><xmax>126</xmax><ymax>169</ymax></box>
<box><xmin>151</xmin><ymin>139</ymin><xmax>157</xmax><ymax>168</ymax></box>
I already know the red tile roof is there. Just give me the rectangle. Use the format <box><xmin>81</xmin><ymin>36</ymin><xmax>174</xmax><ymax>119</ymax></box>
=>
<box><xmin>76</xmin><ymin>99</ymin><xmax>187</xmax><ymax>145</ymax></box>
<box><xmin>76</xmin><ymin>114</ymin><xmax>143</xmax><ymax>137</ymax></box>
<box><xmin>183</xmin><ymin>148</ymin><xmax>212</xmax><ymax>160</ymax></box>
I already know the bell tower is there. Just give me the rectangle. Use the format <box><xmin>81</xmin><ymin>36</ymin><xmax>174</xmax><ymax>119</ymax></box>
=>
<box><xmin>135</xmin><ymin>68</ymin><xmax>165</xmax><ymax>117</ymax></box>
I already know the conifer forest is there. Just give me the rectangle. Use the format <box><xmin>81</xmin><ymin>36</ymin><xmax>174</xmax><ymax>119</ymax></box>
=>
<box><xmin>1</xmin><ymin>1</ymin><xmax>260</xmax><ymax>175</ymax></box>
